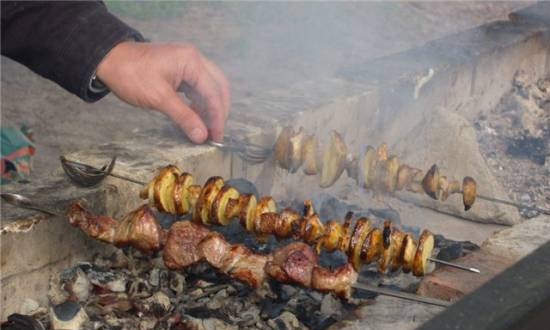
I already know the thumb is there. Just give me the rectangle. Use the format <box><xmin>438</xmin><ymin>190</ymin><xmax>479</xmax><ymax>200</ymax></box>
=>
<box><xmin>158</xmin><ymin>90</ymin><xmax>208</xmax><ymax>144</ymax></box>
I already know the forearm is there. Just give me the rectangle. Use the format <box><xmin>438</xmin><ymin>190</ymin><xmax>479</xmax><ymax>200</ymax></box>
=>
<box><xmin>1</xmin><ymin>1</ymin><xmax>144</xmax><ymax>102</ymax></box>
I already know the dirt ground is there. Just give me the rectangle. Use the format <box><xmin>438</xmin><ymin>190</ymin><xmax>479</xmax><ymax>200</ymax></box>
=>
<box><xmin>0</xmin><ymin>2</ymin><xmax>530</xmax><ymax>179</ymax></box>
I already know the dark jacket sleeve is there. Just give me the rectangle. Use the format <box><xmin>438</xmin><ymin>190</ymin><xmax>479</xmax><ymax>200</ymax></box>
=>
<box><xmin>1</xmin><ymin>1</ymin><xmax>144</xmax><ymax>102</ymax></box>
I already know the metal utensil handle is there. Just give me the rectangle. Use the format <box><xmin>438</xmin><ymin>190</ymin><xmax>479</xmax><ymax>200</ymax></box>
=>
<box><xmin>62</xmin><ymin>159</ymin><xmax>146</xmax><ymax>185</ymax></box>
<box><xmin>352</xmin><ymin>282</ymin><xmax>451</xmax><ymax>307</ymax></box>
<box><xmin>1</xmin><ymin>193</ymin><xmax>61</xmax><ymax>217</ymax></box>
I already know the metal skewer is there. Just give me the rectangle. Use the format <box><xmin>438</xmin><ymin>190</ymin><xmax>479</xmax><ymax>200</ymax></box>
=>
<box><xmin>476</xmin><ymin>194</ymin><xmax>550</xmax><ymax>216</ymax></box>
<box><xmin>428</xmin><ymin>257</ymin><xmax>480</xmax><ymax>273</ymax></box>
<box><xmin>352</xmin><ymin>282</ymin><xmax>451</xmax><ymax>307</ymax></box>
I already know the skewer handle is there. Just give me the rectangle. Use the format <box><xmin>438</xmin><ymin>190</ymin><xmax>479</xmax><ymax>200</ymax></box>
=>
<box><xmin>428</xmin><ymin>257</ymin><xmax>480</xmax><ymax>274</ymax></box>
<box><xmin>352</xmin><ymin>282</ymin><xmax>451</xmax><ymax>307</ymax></box>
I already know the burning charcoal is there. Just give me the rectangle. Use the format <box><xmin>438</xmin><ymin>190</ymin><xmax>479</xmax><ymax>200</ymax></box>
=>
<box><xmin>260</xmin><ymin>299</ymin><xmax>285</xmax><ymax>320</ymax></box>
<box><xmin>87</xmin><ymin>269</ymin><xmax>127</xmax><ymax>293</ymax></box>
<box><xmin>267</xmin><ymin>311</ymin><xmax>306</xmax><ymax>330</ymax></box>
<box><xmin>180</xmin><ymin>315</ymin><xmax>238</xmax><ymax>330</ymax></box>
<box><xmin>49</xmin><ymin>301</ymin><xmax>88</xmax><ymax>330</ymax></box>
<box><xmin>206</xmin><ymin>289</ymin><xmax>228</xmax><ymax>310</ymax></box>
<box><xmin>93</xmin><ymin>251</ymin><xmax>129</xmax><ymax>269</ymax></box>
<box><xmin>236</xmin><ymin>305</ymin><xmax>261</xmax><ymax>328</ymax></box>
<box><xmin>128</xmin><ymin>278</ymin><xmax>152</xmax><ymax>299</ymax></box>
<box><xmin>48</xmin><ymin>267</ymin><xmax>91</xmax><ymax>305</ymax></box>
<box><xmin>320</xmin><ymin>294</ymin><xmax>343</xmax><ymax>319</ymax></box>
<box><xmin>2</xmin><ymin>314</ymin><xmax>45</xmax><ymax>330</ymax></box>
<box><xmin>133</xmin><ymin>291</ymin><xmax>172</xmax><ymax>318</ymax></box>
<box><xmin>149</xmin><ymin>268</ymin><xmax>161</xmax><ymax>287</ymax></box>
<box><xmin>169</xmin><ymin>272</ymin><xmax>186</xmax><ymax>295</ymax></box>
<box><xmin>93</xmin><ymin>293</ymin><xmax>132</xmax><ymax>314</ymax></box>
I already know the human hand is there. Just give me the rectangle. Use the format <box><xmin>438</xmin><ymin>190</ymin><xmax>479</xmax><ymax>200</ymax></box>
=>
<box><xmin>96</xmin><ymin>41</ymin><xmax>230</xmax><ymax>143</ymax></box>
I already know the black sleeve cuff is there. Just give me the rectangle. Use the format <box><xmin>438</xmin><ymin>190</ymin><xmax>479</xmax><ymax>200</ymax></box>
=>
<box><xmin>61</xmin><ymin>7</ymin><xmax>145</xmax><ymax>102</ymax></box>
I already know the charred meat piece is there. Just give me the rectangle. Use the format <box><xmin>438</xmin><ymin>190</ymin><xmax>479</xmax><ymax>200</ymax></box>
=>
<box><xmin>462</xmin><ymin>176</ymin><xmax>477</xmax><ymax>211</ymax></box>
<box><xmin>320</xmin><ymin>130</ymin><xmax>348</xmax><ymax>188</ymax></box>
<box><xmin>311</xmin><ymin>263</ymin><xmax>358</xmax><ymax>299</ymax></box>
<box><xmin>275</xmin><ymin>208</ymin><xmax>301</xmax><ymax>239</ymax></box>
<box><xmin>265</xmin><ymin>242</ymin><xmax>318</xmax><ymax>287</ymax></box>
<box><xmin>68</xmin><ymin>202</ymin><xmax>118</xmax><ymax>244</ymax></box>
<box><xmin>163</xmin><ymin>221</ymin><xmax>211</xmax><ymax>269</ymax></box>
<box><xmin>114</xmin><ymin>205</ymin><xmax>166</xmax><ymax>253</ymax></box>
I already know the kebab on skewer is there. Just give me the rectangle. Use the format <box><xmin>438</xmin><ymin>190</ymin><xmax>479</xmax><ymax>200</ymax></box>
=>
<box><xmin>68</xmin><ymin>202</ymin><xmax>358</xmax><ymax>298</ymax></box>
<box><xmin>274</xmin><ymin>127</ymin><xmax>478</xmax><ymax>211</ymax></box>
<box><xmin>138</xmin><ymin>166</ymin><xmax>436</xmax><ymax>276</ymax></box>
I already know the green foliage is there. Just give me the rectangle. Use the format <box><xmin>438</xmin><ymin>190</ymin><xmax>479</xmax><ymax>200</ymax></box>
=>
<box><xmin>105</xmin><ymin>1</ymin><xmax>187</xmax><ymax>20</ymax></box>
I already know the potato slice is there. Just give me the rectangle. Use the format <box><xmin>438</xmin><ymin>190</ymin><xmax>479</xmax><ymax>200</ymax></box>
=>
<box><xmin>302</xmin><ymin>134</ymin><xmax>319</xmax><ymax>175</ymax></box>
<box><xmin>422</xmin><ymin>164</ymin><xmax>440</xmax><ymax>200</ymax></box>
<box><xmin>378</xmin><ymin>240</ymin><xmax>394</xmax><ymax>274</ymax></box>
<box><xmin>360</xmin><ymin>228</ymin><xmax>383</xmax><ymax>264</ymax></box>
<box><xmin>288</xmin><ymin>127</ymin><xmax>305</xmax><ymax>173</ymax></box>
<box><xmin>361</xmin><ymin>146</ymin><xmax>377</xmax><ymax>188</ymax></box>
<box><xmin>193</xmin><ymin>176</ymin><xmax>224</xmax><ymax>225</ymax></box>
<box><xmin>173</xmin><ymin>173</ymin><xmax>193</xmax><ymax>215</ymax></box>
<box><xmin>320</xmin><ymin>131</ymin><xmax>348</xmax><ymax>188</ymax></box>
<box><xmin>463</xmin><ymin>176</ymin><xmax>477</xmax><ymax>211</ymax></box>
<box><xmin>274</xmin><ymin>126</ymin><xmax>293</xmax><ymax>170</ymax></box>
<box><xmin>390</xmin><ymin>230</ymin><xmax>406</xmax><ymax>272</ymax></box>
<box><xmin>153</xmin><ymin>165</ymin><xmax>181</xmax><ymax>213</ymax></box>
<box><xmin>349</xmin><ymin>218</ymin><xmax>372</xmax><ymax>271</ymax></box>
<box><xmin>401</xmin><ymin>234</ymin><xmax>417</xmax><ymax>273</ymax></box>
<box><xmin>384</xmin><ymin>156</ymin><xmax>400</xmax><ymax>192</ymax></box>
<box><xmin>187</xmin><ymin>185</ymin><xmax>201</xmax><ymax>211</ymax></box>
<box><xmin>211</xmin><ymin>185</ymin><xmax>240</xmax><ymax>225</ymax></box>
<box><xmin>338</xmin><ymin>212</ymin><xmax>354</xmax><ymax>252</ymax></box>
<box><xmin>319</xmin><ymin>220</ymin><xmax>343</xmax><ymax>252</ymax></box>
<box><xmin>377</xmin><ymin>143</ymin><xmax>388</xmax><ymax>161</ymax></box>
<box><xmin>237</xmin><ymin>194</ymin><xmax>257</xmax><ymax>232</ymax></box>
<box><xmin>412</xmin><ymin>230</ymin><xmax>435</xmax><ymax>276</ymax></box>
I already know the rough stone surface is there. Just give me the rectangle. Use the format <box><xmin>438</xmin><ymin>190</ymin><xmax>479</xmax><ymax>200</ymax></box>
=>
<box><xmin>482</xmin><ymin>215</ymin><xmax>550</xmax><ymax>259</ymax></box>
<box><xmin>416</xmin><ymin>249</ymin><xmax>515</xmax><ymax>301</ymax></box>
<box><xmin>330</xmin><ymin>296</ymin><xmax>443</xmax><ymax>330</ymax></box>
<box><xmin>392</xmin><ymin>107</ymin><xmax>522</xmax><ymax>225</ymax></box>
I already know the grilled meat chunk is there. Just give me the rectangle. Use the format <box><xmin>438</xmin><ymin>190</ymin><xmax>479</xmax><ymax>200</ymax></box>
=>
<box><xmin>163</xmin><ymin>221</ymin><xmax>210</xmax><ymax>269</ymax></box>
<box><xmin>265</xmin><ymin>242</ymin><xmax>318</xmax><ymax>287</ymax></box>
<box><xmin>311</xmin><ymin>263</ymin><xmax>358</xmax><ymax>299</ymax></box>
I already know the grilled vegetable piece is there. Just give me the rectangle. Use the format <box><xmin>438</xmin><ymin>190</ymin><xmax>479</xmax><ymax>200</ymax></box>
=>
<box><xmin>361</xmin><ymin>146</ymin><xmax>377</xmax><ymax>188</ymax></box>
<box><xmin>384</xmin><ymin>156</ymin><xmax>400</xmax><ymax>192</ymax></box>
<box><xmin>274</xmin><ymin>126</ymin><xmax>293</xmax><ymax>170</ymax></box>
<box><xmin>422</xmin><ymin>164</ymin><xmax>440</xmax><ymax>200</ymax></box>
<box><xmin>345</xmin><ymin>154</ymin><xmax>359</xmax><ymax>182</ymax></box>
<box><xmin>255</xmin><ymin>197</ymin><xmax>277</xmax><ymax>236</ymax></box>
<box><xmin>238</xmin><ymin>194</ymin><xmax>257</xmax><ymax>232</ymax></box>
<box><xmin>438</xmin><ymin>176</ymin><xmax>450</xmax><ymax>201</ymax></box>
<box><xmin>288</xmin><ymin>127</ymin><xmax>305</xmax><ymax>173</ymax></box>
<box><xmin>174</xmin><ymin>173</ymin><xmax>193</xmax><ymax>215</ymax></box>
<box><xmin>396</xmin><ymin>165</ymin><xmax>421</xmax><ymax>191</ymax></box>
<box><xmin>412</xmin><ymin>230</ymin><xmax>434</xmax><ymax>276</ymax></box>
<box><xmin>276</xmin><ymin>208</ymin><xmax>301</xmax><ymax>239</ymax></box>
<box><xmin>302</xmin><ymin>134</ymin><xmax>319</xmax><ymax>175</ymax></box>
<box><xmin>338</xmin><ymin>212</ymin><xmax>354</xmax><ymax>253</ymax></box>
<box><xmin>400</xmin><ymin>234</ymin><xmax>417</xmax><ymax>273</ymax></box>
<box><xmin>360</xmin><ymin>228</ymin><xmax>383</xmax><ymax>264</ymax></box>
<box><xmin>319</xmin><ymin>220</ymin><xmax>343</xmax><ymax>253</ymax></box>
<box><xmin>390</xmin><ymin>230</ymin><xmax>406</xmax><ymax>272</ymax></box>
<box><xmin>378</xmin><ymin>220</ymin><xmax>394</xmax><ymax>273</ymax></box>
<box><xmin>320</xmin><ymin>131</ymin><xmax>348</xmax><ymax>188</ymax></box>
<box><xmin>348</xmin><ymin>218</ymin><xmax>372</xmax><ymax>271</ymax></box>
<box><xmin>193</xmin><ymin>176</ymin><xmax>224</xmax><ymax>225</ymax></box>
<box><xmin>212</xmin><ymin>185</ymin><xmax>240</xmax><ymax>225</ymax></box>
<box><xmin>153</xmin><ymin>165</ymin><xmax>181</xmax><ymax>213</ymax></box>
<box><xmin>463</xmin><ymin>176</ymin><xmax>477</xmax><ymax>211</ymax></box>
